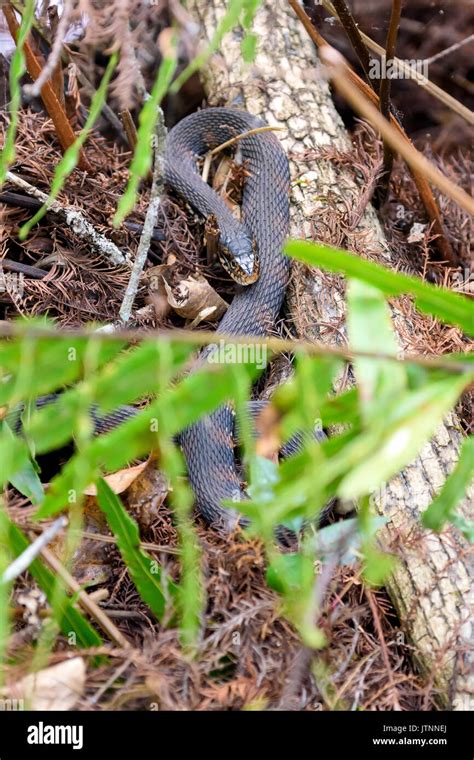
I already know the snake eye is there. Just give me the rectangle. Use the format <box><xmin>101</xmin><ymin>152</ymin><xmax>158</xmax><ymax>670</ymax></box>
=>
<box><xmin>219</xmin><ymin>234</ymin><xmax>259</xmax><ymax>285</ymax></box>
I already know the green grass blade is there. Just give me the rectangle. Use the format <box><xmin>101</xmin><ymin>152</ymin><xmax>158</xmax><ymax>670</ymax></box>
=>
<box><xmin>19</xmin><ymin>53</ymin><xmax>118</xmax><ymax>239</ymax></box>
<box><xmin>96</xmin><ymin>478</ymin><xmax>177</xmax><ymax>622</ymax></box>
<box><xmin>4</xmin><ymin>519</ymin><xmax>102</xmax><ymax>648</ymax></box>
<box><xmin>170</xmin><ymin>0</ymin><xmax>245</xmax><ymax>94</ymax></box>
<box><xmin>422</xmin><ymin>435</ymin><xmax>474</xmax><ymax>532</ymax></box>
<box><xmin>0</xmin><ymin>0</ymin><xmax>36</xmax><ymax>183</ymax></box>
<box><xmin>286</xmin><ymin>241</ymin><xmax>474</xmax><ymax>335</ymax></box>
<box><xmin>114</xmin><ymin>52</ymin><xmax>177</xmax><ymax>226</ymax></box>
<box><xmin>347</xmin><ymin>278</ymin><xmax>406</xmax><ymax>422</ymax></box>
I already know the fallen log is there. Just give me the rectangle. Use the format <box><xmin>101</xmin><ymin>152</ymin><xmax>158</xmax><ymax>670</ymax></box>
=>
<box><xmin>187</xmin><ymin>0</ymin><xmax>473</xmax><ymax>709</ymax></box>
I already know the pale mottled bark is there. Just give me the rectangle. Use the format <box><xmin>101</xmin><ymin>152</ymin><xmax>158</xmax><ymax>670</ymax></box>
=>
<box><xmin>187</xmin><ymin>0</ymin><xmax>473</xmax><ymax>708</ymax></box>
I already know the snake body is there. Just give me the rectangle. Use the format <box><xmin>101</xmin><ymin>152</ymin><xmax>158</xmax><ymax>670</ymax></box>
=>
<box><xmin>164</xmin><ymin>108</ymin><xmax>291</xmax><ymax>531</ymax></box>
<box><xmin>13</xmin><ymin>109</ymin><xmax>292</xmax><ymax>533</ymax></box>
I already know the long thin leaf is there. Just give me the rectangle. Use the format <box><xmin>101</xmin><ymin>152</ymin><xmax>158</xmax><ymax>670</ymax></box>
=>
<box><xmin>19</xmin><ymin>53</ymin><xmax>118</xmax><ymax>238</ymax></box>
<box><xmin>422</xmin><ymin>435</ymin><xmax>474</xmax><ymax>532</ymax></box>
<box><xmin>114</xmin><ymin>52</ymin><xmax>177</xmax><ymax>225</ymax></box>
<box><xmin>4</xmin><ymin>519</ymin><xmax>102</xmax><ymax>648</ymax></box>
<box><xmin>0</xmin><ymin>0</ymin><xmax>36</xmax><ymax>182</ymax></box>
<box><xmin>347</xmin><ymin>279</ymin><xmax>406</xmax><ymax>422</ymax></box>
<box><xmin>96</xmin><ymin>478</ymin><xmax>177</xmax><ymax>621</ymax></box>
<box><xmin>286</xmin><ymin>241</ymin><xmax>473</xmax><ymax>336</ymax></box>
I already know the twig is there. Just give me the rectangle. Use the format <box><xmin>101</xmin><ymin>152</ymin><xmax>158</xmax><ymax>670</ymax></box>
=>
<box><xmin>118</xmin><ymin>108</ymin><xmax>167</xmax><ymax>323</ymax></box>
<box><xmin>119</xmin><ymin>109</ymin><xmax>138</xmax><ymax>150</ymax></box>
<box><xmin>202</xmin><ymin>125</ymin><xmax>285</xmax><ymax>183</ymax></box>
<box><xmin>6</xmin><ymin>171</ymin><xmax>132</xmax><ymax>268</ymax></box>
<box><xmin>366</xmin><ymin>587</ymin><xmax>401</xmax><ymax>711</ymax></box>
<box><xmin>39</xmin><ymin>545</ymin><xmax>131</xmax><ymax>649</ymax></box>
<box><xmin>80</xmin><ymin>529</ymin><xmax>180</xmax><ymax>556</ymax></box>
<box><xmin>331</xmin><ymin>0</ymin><xmax>373</xmax><ymax>85</ymax></box>
<box><xmin>45</xmin><ymin>4</ymin><xmax>65</xmax><ymax>105</ymax></box>
<box><xmin>89</xmin><ymin>653</ymin><xmax>134</xmax><ymax>705</ymax></box>
<box><xmin>25</xmin><ymin>524</ymin><xmax>180</xmax><ymax>554</ymax></box>
<box><xmin>424</xmin><ymin>34</ymin><xmax>474</xmax><ymax>65</ymax></box>
<box><xmin>1</xmin><ymin>516</ymin><xmax>67</xmax><ymax>584</ymax></box>
<box><xmin>124</xmin><ymin>221</ymin><xmax>165</xmax><ymax>242</ymax></box>
<box><xmin>0</xmin><ymin>258</ymin><xmax>48</xmax><ymax>279</ymax></box>
<box><xmin>321</xmin><ymin>0</ymin><xmax>474</xmax><ymax>126</ymax></box>
<box><xmin>209</xmin><ymin>125</ymin><xmax>285</xmax><ymax>155</ymax></box>
<box><xmin>287</xmin><ymin>0</ymin><xmax>457</xmax><ymax>265</ymax></box>
<box><xmin>0</xmin><ymin>190</ymin><xmax>42</xmax><ymax>210</ymax></box>
<box><xmin>319</xmin><ymin>46</ymin><xmax>474</xmax><ymax>218</ymax></box>
<box><xmin>3</xmin><ymin>3</ymin><xmax>91</xmax><ymax>172</ymax></box>
<box><xmin>23</xmin><ymin>0</ymin><xmax>73</xmax><ymax>99</ymax></box>
<box><xmin>378</xmin><ymin>0</ymin><xmax>402</xmax><ymax>201</ymax></box>
<box><xmin>75</xmin><ymin>65</ymin><xmax>129</xmax><ymax>146</ymax></box>
<box><xmin>0</xmin><ymin>321</ymin><xmax>471</xmax><ymax>374</ymax></box>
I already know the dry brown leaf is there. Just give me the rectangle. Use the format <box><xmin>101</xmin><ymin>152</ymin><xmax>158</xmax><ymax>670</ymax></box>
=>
<box><xmin>126</xmin><ymin>462</ymin><xmax>170</xmax><ymax>530</ymax></box>
<box><xmin>164</xmin><ymin>275</ymin><xmax>227</xmax><ymax>322</ymax></box>
<box><xmin>7</xmin><ymin>657</ymin><xmax>86</xmax><ymax>711</ymax></box>
<box><xmin>254</xmin><ymin>404</ymin><xmax>282</xmax><ymax>461</ymax></box>
<box><xmin>84</xmin><ymin>461</ymin><xmax>149</xmax><ymax>496</ymax></box>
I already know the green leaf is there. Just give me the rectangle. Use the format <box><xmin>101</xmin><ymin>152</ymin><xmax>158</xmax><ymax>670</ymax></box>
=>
<box><xmin>266</xmin><ymin>552</ymin><xmax>313</xmax><ymax>594</ymax></box>
<box><xmin>247</xmin><ymin>456</ymin><xmax>280</xmax><ymax>503</ymax></box>
<box><xmin>363</xmin><ymin>544</ymin><xmax>396</xmax><ymax>587</ymax></box>
<box><xmin>338</xmin><ymin>375</ymin><xmax>471</xmax><ymax>499</ymax></box>
<box><xmin>310</xmin><ymin>515</ymin><xmax>387</xmax><ymax>565</ymax></box>
<box><xmin>114</xmin><ymin>52</ymin><xmax>177</xmax><ymax>225</ymax></box>
<box><xmin>347</xmin><ymin>278</ymin><xmax>406</xmax><ymax>421</ymax></box>
<box><xmin>4</xmin><ymin>518</ymin><xmax>102</xmax><ymax>648</ymax></box>
<box><xmin>285</xmin><ymin>240</ymin><xmax>474</xmax><ymax>336</ymax></box>
<box><xmin>96</xmin><ymin>478</ymin><xmax>177</xmax><ymax>621</ymax></box>
<box><xmin>241</xmin><ymin>33</ymin><xmax>258</xmax><ymax>62</ymax></box>
<box><xmin>170</xmin><ymin>0</ymin><xmax>245</xmax><ymax>94</ymax></box>
<box><xmin>422</xmin><ymin>436</ymin><xmax>474</xmax><ymax>532</ymax></box>
<box><xmin>242</xmin><ymin>0</ymin><xmax>261</xmax><ymax>28</ymax></box>
<box><xmin>0</xmin><ymin>330</ymin><xmax>124</xmax><ymax>406</ymax></box>
<box><xmin>449</xmin><ymin>513</ymin><xmax>474</xmax><ymax>543</ymax></box>
<box><xmin>34</xmin><ymin>358</ymin><xmax>261</xmax><ymax>520</ymax></box>
<box><xmin>22</xmin><ymin>339</ymin><xmax>191</xmax><ymax>454</ymax></box>
<box><xmin>0</xmin><ymin>428</ymin><xmax>32</xmax><ymax>488</ymax></box>
<box><xmin>0</xmin><ymin>0</ymin><xmax>36</xmax><ymax>182</ymax></box>
<box><xmin>1</xmin><ymin>423</ymin><xmax>44</xmax><ymax>504</ymax></box>
<box><xmin>19</xmin><ymin>53</ymin><xmax>118</xmax><ymax>238</ymax></box>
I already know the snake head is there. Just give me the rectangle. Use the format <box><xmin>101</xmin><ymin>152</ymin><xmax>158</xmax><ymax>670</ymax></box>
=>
<box><xmin>218</xmin><ymin>232</ymin><xmax>259</xmax><ymax>286</ymax></box>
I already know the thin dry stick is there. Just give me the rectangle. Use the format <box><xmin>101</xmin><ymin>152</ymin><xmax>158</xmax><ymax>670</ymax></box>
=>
<box><xmin>118</xmin><ymin>109</ymin><xmax>167</xmax><ymax>323</ymax></box>
<box><xmin>2</xmin><ymin>516</ymin><xmax>67</xmax><ymax>583</ymax></box>
<box><xmin>119</xmin><ymin>109</ymin><xmax>138</xmax><ymax>150</ymax></box>
<box><xmin>201</xmin><ymin>125</ymin><xmax>284</xmax><ymax>182</ymax></box>
<box><xmin>424</xmin><ymin>34</ymin><xmax>474</xmax><ymax>65</ymax></box>
<box><xmin>378</xmin><ymin>0</ymin><xmax>402</xmax><ymax>199</ymax></box>
<box><xmin>3</xmin><ymin>3</ymin><xmax>91</xmax><ymax>172</ymax></box>
<box><xmin>45</xmin><ymin>3</ymin><xmax>65</xmax><ymax>106</ymax></box>
<box><xmin>75</xmin><ymin>65</ymin><xmax>129</xmax><ymax>145</ymax></box>
<box><xmin>23</xmin><ymin>0</ymin><xmax>73</xmax><ymax>98</ymax></box>
<box><xmin>319</xmin><ymin>46</ymin><xmax>474</xmax><ymax>217</ymax></box>
<box><xmin>39</xmin><ymin>545</ymin><xmax>132</xmax><ymax>649</ymax></box>
<box><xmin>83</xmin><ymin>531</ymin><xmax>180</xmax><ymax>555</ymax></box>
<box><xmin>26</xmin><ymin>525</ymin><xmax>181</xmax><ymax>555</ymax></box>
<box><xmin>287</xmin><ymin>0</ymin><xmax>456</xmax><ymax>265</ymax></box>
<box><xmin>6</xmin><ymin>171</ymin><xmax>132</xmax><ymax>268</ymax></box>
<box><xmin>321</xmin><ymin>0</ymin><xmax>474</xmax><ymax>126</ymax></box>
<box><xmin>331</xmin><ymin>0</ymin><xmax>373</xmax><ymax>85</ymax></box>
<box><xmin>89</xmin><ymin>654</ymin><xmax>134</xmax><ymax>705</ymax></box>
<box><xmin>0</xmin><ymin>321</ymin><xmax>470</xmax><ymax>374</ymax></box>
<box><xmin>366</xmin><ymin>587</ymin><xmax>401</xmax><ymax>711</ymax></box>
